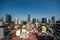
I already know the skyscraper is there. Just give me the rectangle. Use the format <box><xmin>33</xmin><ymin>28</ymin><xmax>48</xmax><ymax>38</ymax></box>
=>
<box><xmin>51</xmin><ymin>16</ymin><xmax>55</xmax><ymax>24</ymax></box>
<box><xmin>32</xmin><ymin>18</ymin><xmax>36</xmax><ymax>24</ymax></box>
<box><xmin>27</xmin><ymin>14</ymin><xmax>30</xmax><ymax>22</ymax></box>
<box><xmin>41</xmin><ymin>18</ymin><xmax>47</xmax><ymax>23</ymax></box>
<box><xmin>37</xmin><ymin>18</ymin><xmax>40</xmax><ymax>22</ymax></box>
<box><xmin>6</xmin><ymin>14</ymin><xmax>12</xmax><ymax>23</ymax></box>
<box><xmin>47</xmin><ymin>18</ymin><xmax>50</xmax><ymax>24</ymax></box>
<box><xmin>15</xmin><ymin>17</ymin><xmax>20</xmax><ymax>24</ymax></box>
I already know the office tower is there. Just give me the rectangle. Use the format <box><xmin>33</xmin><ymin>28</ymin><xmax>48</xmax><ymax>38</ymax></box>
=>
<box><xmin>37</xmin><ymin>18</ymin><xmax>40</xmax><ymax>22</ymax></box>
<box><xmin>41</xmin><ymin>18</ymin><xmax>47</xmax><ymax>23</ymax></box>
<box><xmin>48</xmin><ymin>18</ymin><xmax>51</xmax><ymax>24</ymax></box>
<box><xmin>47</xmin><ymin>18</ymin><xmax>48</xmax><ymax>23</ymax></box>
<box><xmin>27</xmin><ymin>14</ymin><xmax>30</xmax><ymax>22</ymax></box>
<box><xmin>15</xmin><ymin>17</ymin><xmax>19</xmax><ymax>24</ymax></box>
<box><xmin>0</xmin><ymin>17</ymin><xmax>3</xmax><ymax>21</ymax></box>
<box><xmin>0</xmin><ymin>17</ymin><xmax>4</xmax><ymax>26</ymax></box>
<box><xmin>51</xmin><ymin>16</ymin><xmax>55</xmax><ymax>24</ymax></box>
<box><xmin>0</xmin><ymin>21</ymin><xmax>3</xmax><ymax>26</ymax></box>
<box><xmin>46</xmin><ymin>18</ymin><xmax>51</xmax><ymax>24</ymax></box>
<box><xmin>32</xmin><ymin>18</ymin><xmax>36</xmax><ymax>24</ymax></box>
<box><xmin>6</xmin><ymin>14</ymin><xmax>12</xmax><ymax>23</ymax></box>
<box><xmin>15</xmin><ymin>17</ymin><xmax>21</xmax><ymax>24</ymax></box>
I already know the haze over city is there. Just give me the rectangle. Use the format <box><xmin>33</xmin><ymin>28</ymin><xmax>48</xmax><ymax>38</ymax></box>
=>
<box><xmin>0</xmin><ymin>0</ymin><xmax>60</xmax><ymax>40</ymax></box>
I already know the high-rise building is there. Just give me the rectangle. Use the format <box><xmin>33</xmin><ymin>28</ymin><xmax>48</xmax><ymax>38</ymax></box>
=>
<box><xmin>15</xmin><ymin>17</ymin><xmax>19</xmax><ymax>24</ymax></box>
<box><xmin>48</xmin><ymin>18</ymin><xmax>51</xmax><ymax>24</ymax></box>
<box><xmin>41</xmin><ymin>18</ymin><xmax>47</xmax><ymax>23</ymax></box>
<box><xmin>37</xmin><ymin>18</ymin><xmax>40</xmax><ymax>22</ymax></box>
<box><xmin>15</xmin><ymin>17</ymin><xmax>21</xmax><ymax>24</ymax></box>
<box><xmin>32</xmin><ymin>18</ymin><xmax>36</xmax><ymax>24</ymax></box>
<box><xmin>0</xmin><ymin>21</ymin><xmax>3</xmax><ymax>26</ymax></box>
<box><xmin>0</xmin><ymin>17</ymin><xmax>3</xmax><ymax>21</ymax></box>
<box><xmin>27</xmin><ymin>14</ymin><xmax>30</xmax><ymax>22</ymax></box>
<box><xmin>51</xmin><ymin>16</ymin><xmax>55</xmax><ymax>24</ymax></box>
<box><xmin>46</xmin><ymin>18</ymin><xmax>51</xmax><ymax>24</ymax></box>
<box><xmin>54</xmin><ymin>20</ymin><xmax>60</xmax><ymax>40</ymax></box>
<box><xmin>6</xmin><ymin>14</ymin><xmax>12</xmax><ymax>23</ymax></box>
<box><xmin>0</xmin><ymin>17</ymin><xmax>3</xmax><ymax>26</ymax></box>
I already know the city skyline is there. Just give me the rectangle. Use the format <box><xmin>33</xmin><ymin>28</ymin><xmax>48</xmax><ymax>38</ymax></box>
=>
<box><xmin>0</xmin><ymin>0</ymin><xmax>60</xmax><ymax>20</ymax></box>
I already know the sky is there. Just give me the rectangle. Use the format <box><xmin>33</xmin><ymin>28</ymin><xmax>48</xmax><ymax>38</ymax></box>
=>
<box><xmin>0</xmin><ymin>0</ymin><xmax>60</xmax><ymax>20</ymax></box>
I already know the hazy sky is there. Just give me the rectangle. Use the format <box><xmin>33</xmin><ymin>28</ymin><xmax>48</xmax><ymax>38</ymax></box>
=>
<box><xmin>0</xmin><ymin>0</ymin><xmax>60</xmax><ymax>20</ymax></box>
